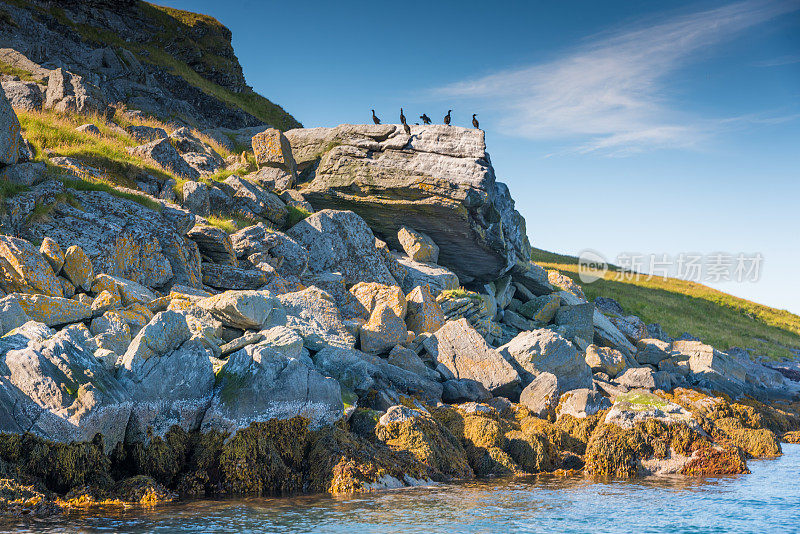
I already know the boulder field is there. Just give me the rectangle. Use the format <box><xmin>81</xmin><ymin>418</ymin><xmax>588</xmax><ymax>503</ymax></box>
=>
<box><xmin>0</xmin><ymin>86</ymin><xmax>799</xmax><ymax>517</ymax></box>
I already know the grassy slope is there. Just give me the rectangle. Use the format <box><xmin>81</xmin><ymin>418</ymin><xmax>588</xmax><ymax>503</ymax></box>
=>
<box><xmin>0</xmin><ymin>0</ymin><xmax>300</xmax><ymax>130</ymax></box>
<box><xmin>532</xmin><ymin>248</ymin><xmax>800</xmax><ymax>360</ymax></box>
<box><xmin>9</xmin><ymin>107</ymin><xmax>273</xmax><ymax>233</ymax></box>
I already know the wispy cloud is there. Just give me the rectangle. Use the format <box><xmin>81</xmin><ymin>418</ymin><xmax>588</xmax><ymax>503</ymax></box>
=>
<box><xmin>433</xmin><ymin>0</ymin><xmax>799</xmax><ymax>155</ymax></box>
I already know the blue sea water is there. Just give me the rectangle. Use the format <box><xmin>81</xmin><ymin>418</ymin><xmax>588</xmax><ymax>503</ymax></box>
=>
<box><xmin>7</xmin><ymin>444</ymin><xmax>800</xmax><ymax>534</ymax></box>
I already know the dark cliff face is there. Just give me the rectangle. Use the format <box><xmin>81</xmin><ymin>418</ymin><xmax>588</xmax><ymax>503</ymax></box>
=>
<box><xmin>0</xmin><ymin>0</ymin><xmax>300</xmax><ymax>130</ymax></box>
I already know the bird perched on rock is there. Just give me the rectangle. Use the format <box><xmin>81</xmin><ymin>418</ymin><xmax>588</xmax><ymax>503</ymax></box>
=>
<box><xmin>420</xmin><ymin>114</ymin><xmax>431</xmax><ymax>125</ymax></box>
<box><xmin>472</xmin><ymin>114</ymin><xmax>479</xmax><ymax>129</ymax></box>
<box><xmin>400</xmin><ymin>108</ymin><xmax>406</xmax><ymax>125</ymax></box>
<box><xmin>372</xmin><ymin>110</ymin><xmax>380</xmax><ymax>124</ymax></box>
<box><xmin>403</xmin><ymin>122</ymin><xmax>411</xmax><ymax>135</ymax></box>
<box><xmin>444</xmin><ymin>110</ymin><xmax>452</xmax><ymax>125</ymax></box>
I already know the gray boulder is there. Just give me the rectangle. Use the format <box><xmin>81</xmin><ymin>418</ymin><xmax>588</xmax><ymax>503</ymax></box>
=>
<box><xmin>202</xmin><ymin>262</ymin><xmax>272</xmax><ymax>290</ymax></box>
<box><xmin>616</xmin><ymin>366</ymin><xmax>670</xmax><ymax>391</ymax></box>
<box><xmin>635</xmin><ymin>338</ymin><xmax>671</xmax><ymax>365</ymax></box>
<box><xmin>423</xmin><ymin>318</ymin><xmax>520</xmax><ymax>397</ymax></box>
<box><xmin>118</xmin><ymin>335</ymin><xmax>214</xmax><ymax>443</ymax></box>
<box><xmin>125</xmin><ymin>125</ymin><xmax>168</xmax><ymax>143</ymax></box>
<box><xmin>287</xmin><ymin>209</ymin><xmax>397</xmax><ymax>286</ymax></box>
<box><xmin>556</xmin><ymin>388</ymin><xmax>611</xmax><ymax>419</ymax></box>
<box><xmin>202</xmin><ymin>344</ymin><xmax>343</xmax><ymax>434</ymax></box>
<box><xmin>0</xmin><ymin>161</ymin><xmax>46</xmax><ymax>186</ymax></box>
<box><xmin>278</xmin><ymin>287</ymin><xmax>356</xmax><ymax>350</ymax></box>
<box><xmin>392</xmin><ymin>252</ymin><xmax>459</xmax><ymax>295</ymax></box>
<box><xmin>0</xmin><ymin>323</ymin><xmax>132</xmax><ymax>451</ymax></box>
<box><xmin>0</xmin><ymin>83</ymin><xmax>21</xmax><ymax>165</ymax></box>
<box><xmin>497</xmin><ymin>329</ymin><xmax>593</xmax><ymax>391</ymax></box>
<box><xmin>128</xmin><ymin>138</ymin><xmax>200</xmax><ymax>180</ymax></box>
<box><xmin>1</xmin><ymin>78</ymin><xmax>43</xmax><ymax>111</ymax></box>
<box><xmin>187</xmin><ymin>225</ymin><xmax>238</xmax><ymax>266</ymax></box>
<box><xmin>519</xmin><ymin>372</ymin><xmax>559</xmax><ymax>419</ymax></box>
<box><xmin>182</xmin><ymin>181</ymin><xmax>210</xmax><ymax>216</ymax></box>
<box><xmin>220</xmin><ymin>175</ymin><xmax>288</xmax><ymax>226</ymax></box>
<box><xmin>554</xmin><ymin>303</ymin><xmax>594</xmax><ymax>343</ymax></box>
<box><xmin>197</xmin><ymin>290</ymin><xmax>286</xmax><ymax>330</ymax></box>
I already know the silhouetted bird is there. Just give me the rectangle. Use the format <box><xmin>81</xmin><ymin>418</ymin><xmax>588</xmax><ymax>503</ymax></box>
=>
<box><xmin>420</xmin><ymin>114</ymin><xmax>431</xmax><ymax>125</ymax></box>
<box><xmin>400</xmin><ymin>108</ymin><xmax>406</xmax><ymax>125</ymax></box>
<box><xmin>372</xmin><ymin>110</ymin><xmax>381</xmax><ymax>124</ymax></box>
<box><xmin>472</xmin><ymin>114</ymin><xmax>479</xmax><ymax>129</ymax></box>
<box><xmin>444</xmin><ymin>110</ymin><xmax>451</xmax><ymax>125</ymax></box>
<box><xmin>403</xmin><ymin>122</ymin><xmax>411</xmax><ymax>135</ymax></box>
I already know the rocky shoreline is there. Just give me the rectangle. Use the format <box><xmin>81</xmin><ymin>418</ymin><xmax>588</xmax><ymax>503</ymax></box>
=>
<box><xmin>1</xmin><ymin>3</ymin><xmax>799</xmax><ymax>520</ymax></box>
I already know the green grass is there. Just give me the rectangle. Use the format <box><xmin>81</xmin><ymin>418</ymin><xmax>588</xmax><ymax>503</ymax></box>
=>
<box><xmin>0</xmin><ymin>59</ymin><xmax>43</xmax><ymax>83</ymax></box>
<box><xmin>531</xmin><ymin>248</ymin><xmax>800</xmax><ymax>360</ymax></box>
<box><xmin>286</xmin><ymin>205</ymin><xmax>311</xmax><ymax>227</ymax></box>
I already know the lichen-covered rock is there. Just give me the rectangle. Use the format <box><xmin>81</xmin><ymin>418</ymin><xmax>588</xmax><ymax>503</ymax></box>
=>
<box><xmin>252</xmin><ymin>128</ymin><xmax>297</xmax><ymax>175</ymax></box>
<box><xmin>90</xmin><ymin>310</ymin><xmax>131</xmax><ymax>355</ymax></box>
<box><xmin>0</xmin><ymin>236</ymin><xmax>63</xmax><ymax>297</ymax></box>
<box><xmin>24</xmin><ymin>189</ymin><xmax>202</xmax><ymax>289</ymax></box>
<box><xmin>518</xmin><ymin>294</ymin><xmax>561</xmax><ymax>322</ymax></box>
<box><xmin>359</xmin><ymin>304</ymin><xmax>408</xmax><ymax>354</ymax></box>
<box><xmin>0</xmin><ymin>324</ymin><xmax>132</xmax><ymax>452</ymax></box>
<box><xmin>90</xmin><ymin>273</ymin><xmax>157</xmax><ymax>307</ymax></box>
<box><xmin>397</xmin><ymin>226</ymin><xmax>439</xmax><ymax>263</ymax></box>
<box><xmin>231</xmin><ymin>224</ymin><xmax>309</xmax><ymax>277</ymax></box>
<box><xmin>405</xmin><ymin>284</ymin><xmax>446</xmax><ymax>334</ymax></box>
<box><xmin>127</xmin><ymin>138</ymin><xmax>200</xmax><ymax>179</ymax></box>
<box><xmin>287</xmin><ymin>209</ymin><xmax>397</xmax><ymax>286</ymax></box>
<box><xmin>423</xmin><ymin>318</ymin><xmax>520</xmax><ymax>397</ymax></box>
<box><xmin>202</xmin><ymin>344</ymin><xmax>343</xmax><ymax>434</ymax></box>
<box><xmin>498</xmin><ymin>329</ymin><xmax>593</xmax><ymax>392</ymax></box>
<box><xmin>202</xmin><ymin>262</ymin><xmax>272</xmax><ymax>290</ymax></box>
<box><xmin>636</xmin><ymin>338</ymin><xmax>671</xmax><ymax>365</ymax></box>
<box><xmin>39</xmin><ymin>237</ymin><xmax>65</xmax><ymax>274</ymax></box>
<box><xmin>0</xmin><ymin>296</ymin><xmax>30</xmax><ymax>335</ymax></box>
<box><xmin>556</xmin><ymin>388</ymin><xmax>611</xmax><ymax>419</ymax></box>
<box><xmin>278</xmin><ymin>287</ymin><xmax>356</xmax><ymax>350</ymax></box>
<box><xmin>197</xmin><ymin>290</ymin><xmax>286</xmax><ymax>330</ymax></box>
<box><xmin>6</xmin><ymin>293</ymin><xmax>92</xmax><ymax>326</ymax></box>
<box><xmin>90</xmin><ymin>289</ymin><xmax>121</xmax><ymax>315</ymax></box>
<box><xmin>287</xmin><ymin>124</ymin><xmax>530</xmax><ymax>283</ymax></box>
<box><xmin>585</xmin><ymin>344</ymin><xmax>626</xmax><ymax>377</ymax></box>
<box><xmin>349</xmin><ymin>281</ymin><xmax>407</xmax><ymax>319</ymax></box>
<box><xmin>220</xmin><ymin>175</ymin><xmax>288</xmax><ymax>226</ymax></box>
<box><xmin>182</xmin><ymin>181</ymin><xmax>210</xmax><ymax>216</ymax></box>
<box><xmin>62</xmin><ymin>245</ymin><xmax>94</xmax><ymax>291</ymax></box>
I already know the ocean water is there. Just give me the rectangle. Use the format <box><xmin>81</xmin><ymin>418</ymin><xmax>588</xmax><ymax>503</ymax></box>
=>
<box><xmin>7</xmin><ymin>444</ymin><xmax>800</xmax><ymax>534</ymax></box>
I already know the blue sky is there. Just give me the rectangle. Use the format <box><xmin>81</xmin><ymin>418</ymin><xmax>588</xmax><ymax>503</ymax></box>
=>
<box><xmin>160</xmin><ymin>0</ymin><xmax>800</xmax><ymax>313</ymax></box>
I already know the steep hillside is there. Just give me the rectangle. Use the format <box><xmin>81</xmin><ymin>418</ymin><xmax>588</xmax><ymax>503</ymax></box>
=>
<box><xmin>0</xmin><ymin>0</ymin><xmax>300</xmax><ymax>130</ymax></box>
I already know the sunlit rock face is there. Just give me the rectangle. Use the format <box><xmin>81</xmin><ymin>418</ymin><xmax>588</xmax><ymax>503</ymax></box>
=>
<box><xmin>286</xmin><ymin>124</ymin><xmax>531</xmax><ymax>284</ymax></box>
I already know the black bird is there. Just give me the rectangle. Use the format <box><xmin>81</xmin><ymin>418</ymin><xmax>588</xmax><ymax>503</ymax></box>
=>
<box><xmin>403</xmin><ymin>122</ymin><xmax>411</xmax><ymax>135</ymax></box>
<box><xmin>372</xmin><ymin>110</ymin><xmax>381</xmax><ymax>125</ymax></box>
<box><xmin>444</xmin><ymin>110</ymin><xmax>451</xmax><ymax>126</ymax></box>
<box><xmin>400</xmin><ymin>108</ymin><xmax>406</xmax><ymax>125</ymax></box>
<box><xmin>420</xmin><ymin>114</ymin><xmax>431</xmax><ymax>125</ymax></box>
<box><xmin>472</xmin><ymin>114</ymin><xmax>480</xmax><ymax>129</ymax></box>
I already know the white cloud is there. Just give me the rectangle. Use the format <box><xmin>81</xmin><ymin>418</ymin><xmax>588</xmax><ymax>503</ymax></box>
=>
<box><xmin>434</xmin><ymin>0</ymin><xmax>799</xmax><ymax>155</ymax></box>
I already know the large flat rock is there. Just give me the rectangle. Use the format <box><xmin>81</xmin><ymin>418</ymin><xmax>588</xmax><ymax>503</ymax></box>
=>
<box><xmin>286</xmin><ymin>124</ymin><xmax>531</xmax><ymax>283</ymax></box>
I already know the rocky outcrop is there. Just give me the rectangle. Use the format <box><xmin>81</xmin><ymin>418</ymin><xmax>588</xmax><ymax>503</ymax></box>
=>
<box><xmin>286</xmin><ymin>125</ymin><xmax>530</xmax><ymax>283</ymax></box>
